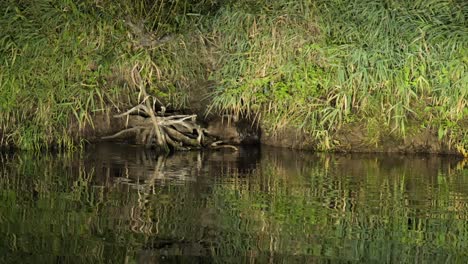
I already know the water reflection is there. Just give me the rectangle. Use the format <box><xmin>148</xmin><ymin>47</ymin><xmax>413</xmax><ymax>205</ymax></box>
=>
<box><xmin>0</xmin><ymin>144</ymin><xmax>466</xmax><ymax>263</ymax></box>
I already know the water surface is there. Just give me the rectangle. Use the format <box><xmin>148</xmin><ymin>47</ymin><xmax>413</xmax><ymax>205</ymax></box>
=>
<box><xmin>0</xmin><ymin>143</ymin><xmax>467</xmax><ymax>263</ymax></box>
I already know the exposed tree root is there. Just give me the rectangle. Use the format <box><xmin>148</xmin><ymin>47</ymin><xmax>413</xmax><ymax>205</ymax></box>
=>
<box><xmin>102</xmin><ymin>64</ymin><xmax>237</xmax><ymax>152</ymax></box>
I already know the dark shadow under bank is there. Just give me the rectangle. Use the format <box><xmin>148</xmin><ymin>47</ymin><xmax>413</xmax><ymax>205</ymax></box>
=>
<box><xmin>0</xmin><ymin>95</ymin><xmax>464</xmax><ymax>157</ymax></box>
<box><xmin>71</xmin><ymin>112</ymin><xmax>465</xmax><ymax>157</ymax></box>
<box><xmin>261</xmin><ymin>123</ymin><xmax>464</xmax><ymax>156</ymax></box>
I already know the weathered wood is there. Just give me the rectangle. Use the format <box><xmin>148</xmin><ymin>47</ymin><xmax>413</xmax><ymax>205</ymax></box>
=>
<box><xmin>102</xmin><ymin>63</ymin><xmax>239</xmax><ymax>152</ymax></box>
<box><xmin>102</xmin><ymin>127</ymin><xmax>146</xmax><ymax>140</ymax></box>
<box><xmin>131</xmin><ymin>66</ymin><xmax>169</xmax><ymax>152</ymax></box>
<box><xmin>163</xmin><ymin>126</ymin><xmax>200</xmax><ymax>147</ymax></box>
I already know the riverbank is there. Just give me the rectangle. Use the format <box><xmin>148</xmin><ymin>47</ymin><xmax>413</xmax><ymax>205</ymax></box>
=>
<box><xmin>0</xmin><ymin>0</ymin><xmax>466</xmax><ymax>156</ymax></box>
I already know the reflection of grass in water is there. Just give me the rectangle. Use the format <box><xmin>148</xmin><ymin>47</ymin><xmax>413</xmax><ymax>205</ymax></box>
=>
<box><xmin>0</xmin><ymin>151</ymin><xmax>230</xmax><ymax>260</ymax></box>
<box><xmin>209</xmin><ymin>155</ymin><xmax>468</xmax><ymax>260</ymax></box>
<box><xmin>0</xmin><ymin>153</ymin><xmax>147</xmax><ymax>262</ymax></box>
<box><xmin>0</xmin><ymin>151</ymin><xmax>467</xmax><ymax>261</ymax></box>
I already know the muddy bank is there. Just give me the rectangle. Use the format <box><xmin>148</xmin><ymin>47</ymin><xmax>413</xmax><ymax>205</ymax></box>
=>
<box><xmin>74</xmin><ymin>111</ymin><xmax>464</xmax><ymax>157</ymax></box>
<box><xmin>71</xmin><ymin>110</ymin><xmax>260</xmax><ymax>146</ymax></box>
<box><xmin>262</xmin><ymin>123</ymin><xmax>461</xmax><ymax>156</ymax></box>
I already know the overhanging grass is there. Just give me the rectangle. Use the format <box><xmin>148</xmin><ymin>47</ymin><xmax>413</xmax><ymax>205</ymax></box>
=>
<box><xmin>0</xmin><ymin>0</ymin><xmax>210</xmax><ymax>150</ymax></box>
<box><xmin>0</xmin><ymin>1</ymin><xmax>128</xmax><ymax>149</ymax></box>
<box><xmin>207</xmin><ymin>0</ymin><xmax>467</xmax><ymax>151</ymax></box>
<box><xmin>0</xmin><ymin>0</ymin><xmax>466</xmax><ymax>153</ymax></box>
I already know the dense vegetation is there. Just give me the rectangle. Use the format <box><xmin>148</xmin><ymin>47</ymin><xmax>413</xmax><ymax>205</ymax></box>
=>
<box><xmin>0</xmin><ymin>0</ymin><xmax>466</xmax><ymax>154</ymax></box>
<box><xmin>208</xmin><ymin>0</ymin><xmax>467</xmax><ymax>152</ymax></box>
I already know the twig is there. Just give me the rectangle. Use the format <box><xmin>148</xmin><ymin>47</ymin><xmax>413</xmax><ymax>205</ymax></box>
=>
<box><xmin>102</xmin><ymin>127</ymin><xmax>146</xmax><ymax>139</ymax></box>
<box><xmin>159</xmin><ymin>115</ymin><xmax>198</xmax><ymax>126</ymax></box>
<box><xmin>132</xmin><ymin>65</ymin><xmax>168</xmax><ymax>151</ymax></box>
<box><xmin>210</xmin><ymin>141</ymin><xmax>238</xmax><ymax>151</ymax></box>
<box><xmin>114</xmin><ymin>105</ymin><xmax>149</xmax><ymax>118</ymax></box>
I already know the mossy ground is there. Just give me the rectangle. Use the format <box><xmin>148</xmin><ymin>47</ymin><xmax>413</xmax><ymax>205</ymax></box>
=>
<box><xmin>0</xmin><ymin>0</ymin><xmax>466</xmax><ymax>156</ymax></box>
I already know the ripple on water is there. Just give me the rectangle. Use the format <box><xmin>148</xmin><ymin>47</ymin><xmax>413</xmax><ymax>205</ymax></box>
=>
<box><xmin>0</xmin><ymin>144</ymin><xmax>466</xmax><ymax>262</ymax></box>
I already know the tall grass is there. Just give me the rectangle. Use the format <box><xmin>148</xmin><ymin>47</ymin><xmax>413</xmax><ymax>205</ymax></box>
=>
<box><xmin>208</xmin><ymin>0</ymin><xmax>467</xmax><ymax>151</ymax></box>
<box><xmin>0</xmin><ymin>0</ymin><xmax>210</xmax><ymax>150</ymax></box>
<box><xmin>0</xmin><ymin>1</ymin><xmax>125</xmax><ymax>149</ymax></box>
<box><xmin>1</xmin><ymin>0</ymin><xmax>466</xmax><ymax>152</ymax></box>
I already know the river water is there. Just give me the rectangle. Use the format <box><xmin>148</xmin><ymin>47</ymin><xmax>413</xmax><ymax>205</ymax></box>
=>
<box><xmin>0</xmin><ymin>143</ymin><xmax>467</xmax><ymax>263</ymax></box>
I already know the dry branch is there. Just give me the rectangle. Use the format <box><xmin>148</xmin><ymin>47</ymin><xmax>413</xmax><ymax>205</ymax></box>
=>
<box><xmin>102</xmin><ymin>63</ymin><xmax>238</xmax><ymax>153</ymax></box>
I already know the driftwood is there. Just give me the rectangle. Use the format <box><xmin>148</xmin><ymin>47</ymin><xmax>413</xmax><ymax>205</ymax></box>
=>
<box><xmin>103</xmin><ymin>64</ymin><xmax>237</xmax><ymax>152</ymax></box>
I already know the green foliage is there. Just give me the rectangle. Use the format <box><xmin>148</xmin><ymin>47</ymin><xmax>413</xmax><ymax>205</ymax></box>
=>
<box><xmin>207</xmin><ymin>0</ymin><xmax>467</xmax><ymax>150</ymax></box>
<box><xmin>0</xmin><ymin>0</ymin><xmax>126</xmax><ymax>149</ymax></box>
<box><xmin>0</xmin><ymin>0</ymin><xmax>211</xmax><ymax>150</ymax></box>
<box><xmin>0</xmin><ymin>0</ymin><xmax>466</xmax><ymax>152</ymax></box>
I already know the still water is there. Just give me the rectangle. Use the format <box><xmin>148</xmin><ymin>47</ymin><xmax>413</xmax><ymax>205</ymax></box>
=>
<box><xmin>0</xmin><ymin>143</ymin><xmax>467</xmax><ymax>263</ymax></box>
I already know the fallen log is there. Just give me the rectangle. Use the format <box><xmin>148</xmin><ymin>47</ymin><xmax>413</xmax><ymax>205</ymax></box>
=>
<box><xmin>102</xmin><ymin>63</ymin><xmax>237</xmax><ymax>152</ymax></box>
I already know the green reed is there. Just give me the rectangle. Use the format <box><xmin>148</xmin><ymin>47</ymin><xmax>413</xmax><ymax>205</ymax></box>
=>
<box><xmin>207</xmin><ymin>0</ymin><xmax>467</xmax><ymax>151</ymax></box>
<box><xmin>0</xmin><ymin>0</ymin><xmax>466</xmax><ymax>153</ymax></box>
<box><xmin>0</xmin><ymin>0</ymin><xmax>209</xmax><ymax>150</ymax></box>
